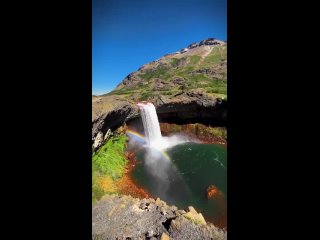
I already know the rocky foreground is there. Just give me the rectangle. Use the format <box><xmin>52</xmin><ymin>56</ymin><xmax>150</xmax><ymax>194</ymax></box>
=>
<box><xmin>92</xmin><ymin>195</ymin><xmax>227</xmax><ymax>240</ymax></box>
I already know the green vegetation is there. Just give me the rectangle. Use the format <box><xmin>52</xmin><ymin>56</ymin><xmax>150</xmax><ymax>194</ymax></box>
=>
<box><xmin>140</xmin><ymin>90</ymin><xmax>153</xmax><ymax>101</ymax></box>
<box><xmin>204</xmin><ymin>79</ymin><xmax>227</xmax><ymax>95</ymax></box>
<box><xmin>207</xmin><ymin>127</ymin><xmax>227</xmax><ymax>140</ymax></box>
<box><xmin>171</xmin><ymin>57</ymin><xmax>186</xmax><ymax>67</ymax></box>
<box><xmin>92</xmin><ymin>135</ymin><xmax>128</xmax><ymax>203</ymax></box>
<box><xmin>189</xmin><ymin>74</ymin><xmax>211</xmax><ymax>82</ymax></box>
<box><xmin>104</xmin><ymin>45</ymin><xmax>227</xmax><ymax>101</ymax></box>
<box><xmin>107</xmin><ymin>83</ymin><xmax>150</xmax><ymax>96</ymax></box>
<box><xmin>139</xmin><ymin>66</ymin><xmax>171</xmax><ymax>81</ymax></box>
<box><xmin>194</xmin><ymin>124</ymin><xmax>227</xmax><ymax>140</ymax></box>
<box><xmin>92</xmin><ymin>134</ymin><xmax>128</xmax><ymax>179</ymax></box>
<box><xmin>189</xmin><ymin>55</ymin><xmax>201</xmax><ymax>64</ymax></box>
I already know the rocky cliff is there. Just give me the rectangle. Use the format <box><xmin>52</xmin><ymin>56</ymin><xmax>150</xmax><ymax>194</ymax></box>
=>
<box><xmin>92</xmin><ymin>38</ymin><xmax>227</xmax><ymax>145</ymax></box>
<box><xmin>92</xmin><ymin>90</ymin><xmax>226</xmax><ymax>152</ymax></box>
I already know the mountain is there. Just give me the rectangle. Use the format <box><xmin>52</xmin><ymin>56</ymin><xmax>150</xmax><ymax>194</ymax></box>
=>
<box><xmin>110</xmin><ymin>38</ymin><xmax>226</xmax><ymax>100</ymax></box>
<box><xmin>93</xmin><ymin>38</ymin><xmax>227</xmax><ymax>119</ymax></box>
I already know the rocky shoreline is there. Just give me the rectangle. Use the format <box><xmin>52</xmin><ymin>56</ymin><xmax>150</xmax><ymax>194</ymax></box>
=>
<box><xmin>92</xmin><ymin>194</ymin><xmax>227</xmax><ymax>240</ymax></box>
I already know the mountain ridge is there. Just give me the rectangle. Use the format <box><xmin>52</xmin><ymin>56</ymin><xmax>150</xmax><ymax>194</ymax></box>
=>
<box><xmin>113</xmin><ymin>38</ymin><xmax>227</xmax><ymax>95</ymax></box>
<box><xmin>92</xmin><ymin>38</ymin><xmax>227</xmax><ymax>120</ymax></box>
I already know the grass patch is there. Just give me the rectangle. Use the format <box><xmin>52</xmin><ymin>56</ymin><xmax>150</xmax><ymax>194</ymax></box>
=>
<box><xmin>170</xmin><ymin>57</ymin><xmax>186</xmax><ymax>67</ymax></box>
<box><xmin>92</xmin><ymin>135</ymin><xmax>128</xmax><ymax>203</ymax></box>
<box><xmin>206</xmin><ymin>87</ymin><xmax>227</xmax><ymax>95</ymax></box>
<box><xmin>189</xmin><ymin>74</ymin><xmax>211</xmax><ymax>82</ymax></box>
<box><xmin>139</xmin><ymin>66</ymin><xmax>171</xmax><ymax>81</ymax></box>
<box><xmin>204</xmin><ymin>79</ymin><xmax>227</xmax><ymax>95</ymax></box>
<box><xmin>207</xmin><ymin>127</ymin><xmax>227</xmax><ymax>140</ymax></box>
<box><xmin>92</xmin><ymin>135</ymin><xmax>128</xmax><ymax>179</ymax></box>
<box><xmin>107</xmin><ymin>83</ymin><xmax>150</xmax><ymax>96</ymax></box>
<box><xmin>140</xmin><ymin>90</ymin><xmax>153</xmax><ymax>101</ymax></box>
<box><xmin>202</xmin><ymin>46</ymin><xmax>227</xmax><ymax>66</ymax></box>
<box><xmin>189</xmin><ymin>55</ymin><xmax>201</xmax><ymax>64</ymax></box>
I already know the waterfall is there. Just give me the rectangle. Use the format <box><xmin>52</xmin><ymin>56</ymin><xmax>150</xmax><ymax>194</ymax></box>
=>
<box><xmin>137</xmin><ymin>102</ymin><xmax>163</xmax><ymax>147</ymax></box>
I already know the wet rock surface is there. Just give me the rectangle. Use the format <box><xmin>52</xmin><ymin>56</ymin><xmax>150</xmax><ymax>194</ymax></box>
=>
<box><xmin>92</xmin><ymin>195</ymin><xmax>226</xmax><ymax>240</ymax></box>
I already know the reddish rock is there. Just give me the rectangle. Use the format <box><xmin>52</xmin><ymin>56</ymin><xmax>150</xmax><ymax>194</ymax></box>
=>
<box><xmin>207</xmin><ymin>185</ymin><xmax>220</xmax><ymax>199</ymax></box>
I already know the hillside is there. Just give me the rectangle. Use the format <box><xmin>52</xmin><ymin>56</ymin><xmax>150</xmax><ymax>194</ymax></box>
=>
<box><xmin>93</xmin><ymin>38</ymin><xmax>227</xmax><ymax>120</ymax></box>
<box><xmin>111</xmin><ymin>38</ymin><xmax>226</xmax><ymax>99</ymax></box>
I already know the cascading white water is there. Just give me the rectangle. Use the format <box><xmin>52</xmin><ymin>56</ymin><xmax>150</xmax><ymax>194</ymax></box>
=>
<box><xmin>137</xmin><ymin>102</ymin><xmax>163</xmax><ymax>147</ymax></box>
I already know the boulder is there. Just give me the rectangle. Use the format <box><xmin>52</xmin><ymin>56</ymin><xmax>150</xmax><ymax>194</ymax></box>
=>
<box><xmin>183</xmin><ymin>210</ymin><xmax>206</xmax><ymax>226</ymax></box>
<box><xmin>207</xmin><ymin>185</ymin><xmax>220</xmax><ymax>199</ymax></box>
<box><xmin>160</xmin><ymin>232</ymin><xmax>170</xmax><ymax>240</ymax></box>
<box><xmin>92</xmin><ymin>131</ymin><xmax>103</xmax><ymax>151</ymax></box>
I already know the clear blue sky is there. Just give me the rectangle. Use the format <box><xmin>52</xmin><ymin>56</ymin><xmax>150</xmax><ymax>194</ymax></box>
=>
<box><xmin>92</xmin><ymin>0</ymin><xmax>227</xmax><ymax>95</ymax></box>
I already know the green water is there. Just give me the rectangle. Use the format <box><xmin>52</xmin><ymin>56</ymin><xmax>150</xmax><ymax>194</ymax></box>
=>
<box><xmin>131</xmin><ymin>142</ymin><xmax>227</xmax><ymax>227</ymax></box>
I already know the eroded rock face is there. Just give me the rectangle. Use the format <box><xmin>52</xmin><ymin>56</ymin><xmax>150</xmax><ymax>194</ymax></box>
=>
<box><xmin>153</xmin><ymin>78</ymin><xmax>166</xmax><ymax>90</ymax></box>
<box><xmin>186</xmin><ymin>38</ymin><xmax>225</xmax><ymax>51</ymax></box>
<box><xmin>92</xmin><ymin>195</ymin><xmax>226</xmax><ymax>240</ymax></box>
<box><xmin>92</xmin><ymin>103</ymin><xmax>139</xmax><ymax>146</ymax></box>
<box><xmin>120</xmin><ymin>73</ymin><xmax>142</xmax><ymax>88</ymax></box>
<box><xmin>188</xmin><ymin>65</ymin><xmax>227</xmax><ymax>80</ymax></box>
<box><xmin>154</xmin><ymin>92</ymin><xmax>227</xmax><ymax>125</ymax></box>
<box><xmin>92</xmin><ymin>92</ymin><xmax>227</xmax><ymax>152</ymax></box>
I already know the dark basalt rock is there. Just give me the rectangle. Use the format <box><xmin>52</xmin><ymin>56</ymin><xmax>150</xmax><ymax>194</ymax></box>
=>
<box><xmin>153</xmin><ymin>92</ymin><xmax>226</xmax><ymax>126</ymax></box>
<box><xmin>172</xmin><ymin>77</ymin><xmax>185</xmax><ymax>85</ymax></box>
<box><xmin>153</xmin><ymin>78</ymin><xmax>166</xmax><ymax>90</ymax></box>
<box><xmin>199</xmin><ymin>38</ymin><xmax>221</xmax><ymax>46</ymax></box>
<box><xmin>92</xmin><ymin>103</ymin><xmax>139</xmax><ymax>144</ymax></box>
<box><xmin>188</xmin><ymin>64</ymin><xmax>227</xmax><ymax>79</ymax></box>
<box><xmin>187</xmin><ymin>42</ymin><xmax>199</xmax><ymax>49</ymax></box>
<box><xmin>189</xmin><ymin>68</ymin><xmax>216</xmax><ymax>75</ymax></box>
<box><xmin>185</xmin><ymin>38</ymin><xmax>224</xmax><ymax>50</ymax></box>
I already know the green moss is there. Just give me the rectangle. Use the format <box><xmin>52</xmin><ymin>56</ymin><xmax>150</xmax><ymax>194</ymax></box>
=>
<box><xmin>92</xmin><ymin>135</ymin><xmax>128</xmax><ymax>179</ymax></box>
<box><xmin>207</xmin><ymin>127</ymin><xmax>227</xmax><ymax>140</ymax></box>
<box><xmin>92</xmin><ymin>135</ymin><xmax>128</xmax><ymax>203</ymax></box>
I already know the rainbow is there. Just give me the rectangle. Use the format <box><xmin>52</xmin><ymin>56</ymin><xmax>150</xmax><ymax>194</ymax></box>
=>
<box><xmin>126</xmin><ymin>129</ymin><xmax>171</xmax><ymax>161</ymax></box>
<box><xmin>160</xmin><ymin>149</ymin><xmax>171</xmax><ymax>161</ymax></box>
<box><xmin>148</xmin><ymin>147</ymin><xmax>172</xmax><ymax>161</ymax></box>
<box><xmin>126</xmin><ymin>129</ymin><xmax>146</xmax><ymax>143</ymax></box>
